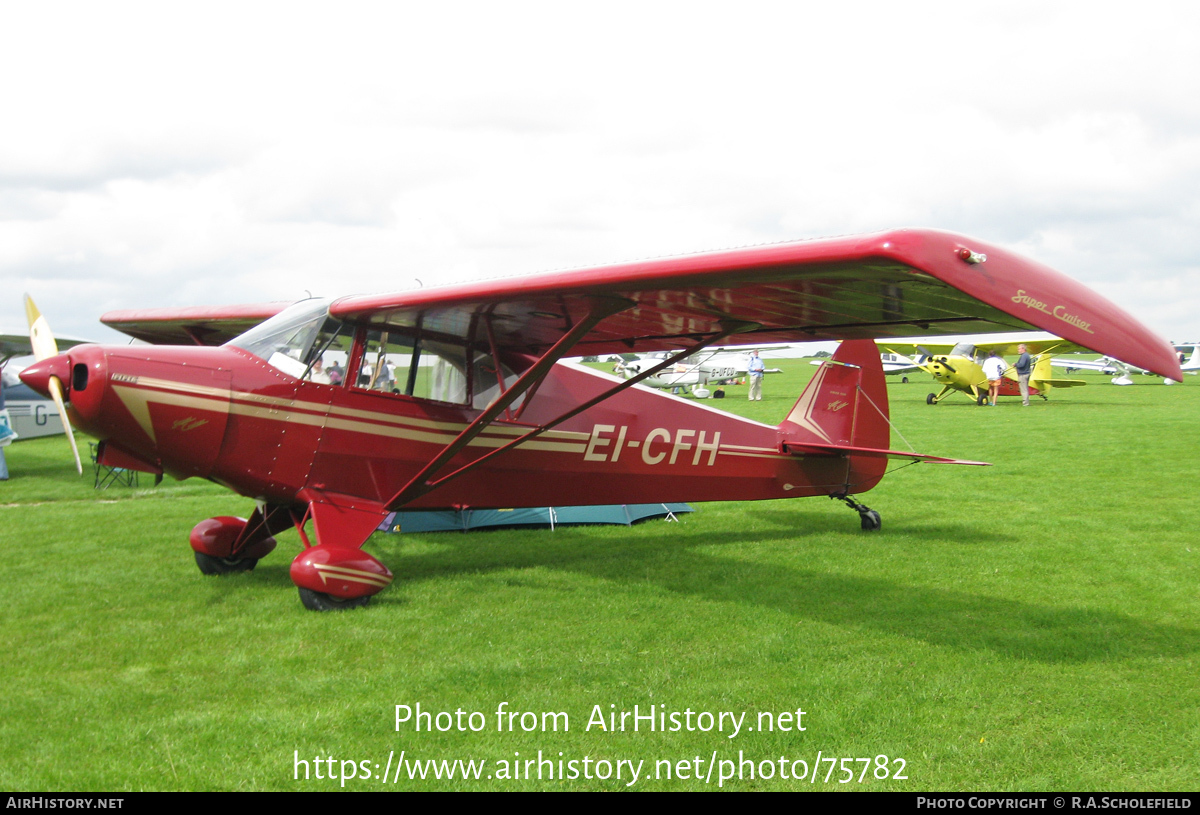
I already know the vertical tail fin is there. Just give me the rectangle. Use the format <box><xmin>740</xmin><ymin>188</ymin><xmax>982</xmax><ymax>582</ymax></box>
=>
<box><xmin>778</xmin><ymin>341</ymin><xmax>987</xmax><ymax>487</ymax></box>
<box><xmin>779</xmin><ymin>339</ymin><xmax>889</xmax><ymax>451</ymax></box>
<box><xmin>1032</xmin><ymin>353</ymin><xmax>1055</xmax><ymax>383</ymax></box>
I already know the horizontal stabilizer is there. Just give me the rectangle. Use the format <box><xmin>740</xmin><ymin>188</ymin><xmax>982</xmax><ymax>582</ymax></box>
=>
<box><xmin>782</xmin><ymin>441</ymin><xmax>989</xmax><ymax>466</ymax></box>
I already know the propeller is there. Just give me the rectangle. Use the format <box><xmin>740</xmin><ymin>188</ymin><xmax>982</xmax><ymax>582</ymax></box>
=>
<box><xmin>24</xmin><ymin>295</ymin><xmax>83</xmax><ymax>475</ymax></box>
<box><xmin>931</xmin><ymin>356</ymin><xmax>957</xmax><ymax>375</ymax></box>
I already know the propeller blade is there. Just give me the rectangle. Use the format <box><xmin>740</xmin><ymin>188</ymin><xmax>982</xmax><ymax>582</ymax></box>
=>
<box><xmin>24</xmin><ymin>295</ymin><xmax>59</xmax><ymax>362</ymax></box>
<box><xmin>47</xmin><ymin>375</ymin><xmax>83</xmax><ymax>475</ymax></box>
<box><xmin>25</xmin><ymin>294</ymin><xmax>83</xmax><ymax>475</ymax></box>
<box><xmin>933</xmin><ymin>357</ymin><xmax>957</xmax><ymax>374</ymax></box>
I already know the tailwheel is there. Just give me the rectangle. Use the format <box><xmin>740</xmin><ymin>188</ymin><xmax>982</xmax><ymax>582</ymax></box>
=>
<box><xmin>298</xmin><ymin>587</ymin><xmax>371</xmax><ymax>612</ymax></box>
<box><xmin>832</xmin><ymin>494</ymin><xmax>882</xmax><ymax>532</ymax></box>
<box><xmin>194</xmin><ymin>551</ymin><xmax>258</xmax><ymax>575</ymax></box>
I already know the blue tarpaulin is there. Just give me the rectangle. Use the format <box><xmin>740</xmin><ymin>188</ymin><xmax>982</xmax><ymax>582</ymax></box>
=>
<box><xmin>378</xmin><ymin>503</ymin><xmax>693</xmax><ymax>533</ymax></box>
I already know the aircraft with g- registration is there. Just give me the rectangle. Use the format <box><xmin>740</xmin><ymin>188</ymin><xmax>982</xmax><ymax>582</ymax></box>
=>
<box><xmin>878</xmin><ymin>333</ymin><xmax>1094</xmax><ymax>405</ymax></box>
<box><xmin>613</xmin><ymin>344</ymin><xmax>789</xmax><ymax>397</ymax></box>
<box><xmin>19</xmin><ymin>229</ymin><xmax>1182</xmax><ymax>610</ymax></box>
<box><xmin>1</xmin><ymin>327</ymin><xmax>90</xmax><ymax>446</ymax></box>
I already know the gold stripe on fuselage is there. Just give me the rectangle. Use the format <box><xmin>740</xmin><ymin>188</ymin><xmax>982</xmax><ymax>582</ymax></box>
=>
<box><xmin>113</xmin><ymin>379</ymin><xmax>590</xmax><ymax>453</ymax></box>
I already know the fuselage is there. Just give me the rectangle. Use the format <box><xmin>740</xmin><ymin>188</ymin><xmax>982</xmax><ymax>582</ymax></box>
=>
<box><xmin>26</xmin><ymin>341</ymin><xmax>883</xmax><ymax>512</ymax></box>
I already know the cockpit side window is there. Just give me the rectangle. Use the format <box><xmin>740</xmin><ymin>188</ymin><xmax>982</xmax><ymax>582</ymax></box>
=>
<box><xmin>348</xmin><ymin>325</ymin><xmax>522</xmax><ymax>409</ymax></box>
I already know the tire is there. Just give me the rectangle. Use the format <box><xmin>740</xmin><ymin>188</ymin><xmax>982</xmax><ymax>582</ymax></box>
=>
<box><xmin>860</xmin><ymin>510</ymin><xmax>882</xmax><ymax>531</ymax></box>
<box><xmin>926</xmin><ymin>393</ymin><xmax>937</xmax><ymax>405</ymax></box>
<box><xmin>901</xmin><ymin>376</ymin><xmax>909</xmax><ymax>384</ymax></box>
<box><xmin>194</xmin><ymin>551</ymin><xmax>258</xmax><ymax>575</ymax></box>
<box><xmin>298</xmin><ymin>587</ymin><xmax>371</xmax><ymax>612</ymax></box>
<box><xmin>977</xmin><ymin>392</ymin><xmax>988</xmax><ymax>406</ymax></box>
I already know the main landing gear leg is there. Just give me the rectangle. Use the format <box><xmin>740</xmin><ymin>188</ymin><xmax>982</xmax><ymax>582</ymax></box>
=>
<box><xmin>832</xmin><ymin>493</ymin><xmax>882</xmax><ymax>531</ymax></box>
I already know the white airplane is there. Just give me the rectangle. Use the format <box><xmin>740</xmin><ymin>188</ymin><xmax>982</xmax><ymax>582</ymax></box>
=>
<box><xmin>1</xmin><ymin>366</ymin><xmax>68</xmax><ymax>442</ymax></box>
<box><xmin>1180</xmin><ymin>344</ymin><xmax>1200</xmax><ymax>373</ymax></box>
<box><xmin>811</xmin><ymin>351</ymin><xmax>927</xmax><ymax>382</ymax></box>
<box><xmin>879</xmin><ymin>351</ymin><xmax>929</xmax><ymax>382</ymax></box>
<box><xmin>1051</xmin><ymin>344</ymin><xmax>1199</xmax><ymax>385</ymax></box>
<box><xmin>614</xmin><ymin>345</ymin><xmax>788</xmax><ymax>397</ymax></box>
<box><xmin>1</xmin><ymin>325</ymin><xmax>90</xmax><ymax>445</ymax></box>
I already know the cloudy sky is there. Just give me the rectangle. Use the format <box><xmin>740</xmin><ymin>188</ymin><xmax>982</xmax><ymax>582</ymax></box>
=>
<box><xmin>2</xmin><ymin>1</ymin><xmax>1198</xmax><ymax>345</ymax></box>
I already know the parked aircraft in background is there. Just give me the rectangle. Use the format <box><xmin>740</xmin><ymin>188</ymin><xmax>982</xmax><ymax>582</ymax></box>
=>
<box><xmin>614</xmin><ymin>345</ymin><xmax>788</xmax><ymax>397</ymax></box>
<box><xmin>1052</xmin><ymin>343</ymin><xmax>1199</xmax><ymax>385</ymax></box>
<box><xmin>1179</xmin><ymin>344</ymin><xmax>1200</xmax><ymax>373</ymax></box>
<box><xmin>877</xmin><ymin>333</ymin><xmax>1091</xmax><ymax>405</ymax></box>
<box><xmin>1</xmin><ymin>327</ymin><xmax>89</xmax><ymax>445</ymax></box>
<box><xmin>2</xmin><ymin>367</ymin><xmax>66</xmax><ymax>441</ymax></box>
<box><xmin>812</xmin><ymin>350</ymin><xmax>926</xmax><ymax>382</ymax></box>
<box><xmin>20</xmin><ymin>230</ymin><xmax>1182</xmax><ymax>610</ymax></box>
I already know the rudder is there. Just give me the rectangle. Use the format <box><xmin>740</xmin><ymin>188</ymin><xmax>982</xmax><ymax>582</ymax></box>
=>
<box><xmin>778</xmin><ymin>340</ymin><xmax>889</xmax><ymax>491</ymax></box>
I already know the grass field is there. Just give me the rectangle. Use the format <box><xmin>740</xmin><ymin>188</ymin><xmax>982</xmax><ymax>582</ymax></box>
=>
<box><xmin>2</xmin><ymin>361</ymin><xmax>1198</xmax><ymax>791</ymax></box>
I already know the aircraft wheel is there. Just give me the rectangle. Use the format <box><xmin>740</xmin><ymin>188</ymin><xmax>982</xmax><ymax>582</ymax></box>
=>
<box><xmin>860</xmin><ymin>510</ymin><xmax>882</xmax><ymax>532</ymax></box>
<box><xmin>298</xmin><ymin>587</ymin><xmax>371</xmax><ymax>612</ymax></box>
<box><xmin>194</xmin><ymin>551</ymin><xmax>258</xmax><ymax>575</ymax></box>
<box><xmin>926</xmin><ymin>393</ymin><xmax>937</xmax><ymax>405</ymax></box>
<box><xmin>901</xmin><ymin>376</ymin><xmax>909</xmax><ymax>384</ymax></box>
<box><xmin>977</xmin><ymin>393</ymin><xmax>988</xmax><ymax>406</ymax></box>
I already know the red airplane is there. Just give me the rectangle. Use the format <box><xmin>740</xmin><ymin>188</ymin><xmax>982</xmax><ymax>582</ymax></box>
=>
<box><xmin>20</xmin><ymin>229</ymin><xmax>1182</xmax><ymax>610</ymax></box>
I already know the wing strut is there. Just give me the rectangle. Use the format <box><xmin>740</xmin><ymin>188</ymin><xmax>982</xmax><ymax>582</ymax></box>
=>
<box><xmin>385</xmin><ymin>296</ymin><xmax>634</xmax><ymax>509</ymax></box>
<box><xmin>386</xmin><ymin>317</ymin><xmax>761</xmax><ymax>510</ymax></box>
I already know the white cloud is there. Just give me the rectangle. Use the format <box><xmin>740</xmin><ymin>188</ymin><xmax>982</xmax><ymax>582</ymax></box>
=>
<box><xmin>1</xmin><ymin>1</ymin><xmax>1198</xmax><ymax>342</ymax></box>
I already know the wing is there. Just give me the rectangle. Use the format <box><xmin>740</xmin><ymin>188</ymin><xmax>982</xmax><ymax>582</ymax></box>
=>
<box><xmin>878</xmin><ymin>340</ymin><xmax>958</xmax><ymax>357</ymax></box>
<box><xmin>1</xmin><ymin>331</ymin><xmax>91</xmax><ymax>362</ymax></box>
<box><xmin>100</xmin><ymin>302</ymin><xmax>290</xmax><ymax>346</ymax></box>
<box><xmin>970</xmin><ymin>334</ymin><xmax>1086</xmax><ymax>355</ymax></box>
<box><xmin>878</xmin><ymin>332</ymin><xmax>1087</xmax><ymax>358</ymax></box>
<box><xmin>328</xmin><ymin>229</ymin><xmax>1180</xmax><ymax>378</ymax></box>
<box><xmin>882</xmin><ymin>361</ymin><xmax>926</xmax><ymax>375</ymax></box>
<box><xmin>1049</xmin><ymin>357</ymin><xmax>1123</xmax><ymax>373</ymax></box>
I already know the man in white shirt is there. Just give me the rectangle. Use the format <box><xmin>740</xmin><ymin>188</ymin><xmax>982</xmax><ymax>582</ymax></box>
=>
<box><xmin>982</xmin><ymin>351</ymin><xmax>1007</xmax><ymax>406</ymax></box>
<box><xmin>747</xmin><ymin>350</ymin><xmax>766</xmax><ymax>401</ymax></box>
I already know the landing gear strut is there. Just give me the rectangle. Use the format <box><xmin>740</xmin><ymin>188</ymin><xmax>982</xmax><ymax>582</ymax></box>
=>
<box><xmin>832</xmin><ymin>493</ymin><xmax>882</xmax><ymax>531</ymax></box>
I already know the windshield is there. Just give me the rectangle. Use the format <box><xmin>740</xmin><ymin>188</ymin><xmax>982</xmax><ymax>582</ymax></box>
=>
<box><xmin>227</xmin><ymin>299</ymin><xmax>340</xmax><ymax>378</ymax></box>
<box><xmin>949</xmin><ymin>342</ymin><xmax>976</xmax><ymax>359</ymax></box>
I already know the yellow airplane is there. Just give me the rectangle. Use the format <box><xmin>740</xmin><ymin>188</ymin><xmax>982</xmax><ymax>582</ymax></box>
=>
<box><xmin>879</xmin><ymin>334</ymin><xmax>1088</xmax><ymax>405</ymax></box>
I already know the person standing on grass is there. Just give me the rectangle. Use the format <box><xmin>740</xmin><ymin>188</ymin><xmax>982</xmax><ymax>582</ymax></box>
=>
<box><xmin>983</xmin><ymin>350</ymin><xmax>1006</xmax><ymax>406</ymax></box>
<box><xmin>1014</xmin><ymin>344</ymin><xmax>1033</xmax><ymax>406</ymax></box>
<box><xmin>747</xmin><ymin>349</ymin><xmax>765</xmax><ymax>401</ymax></box>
